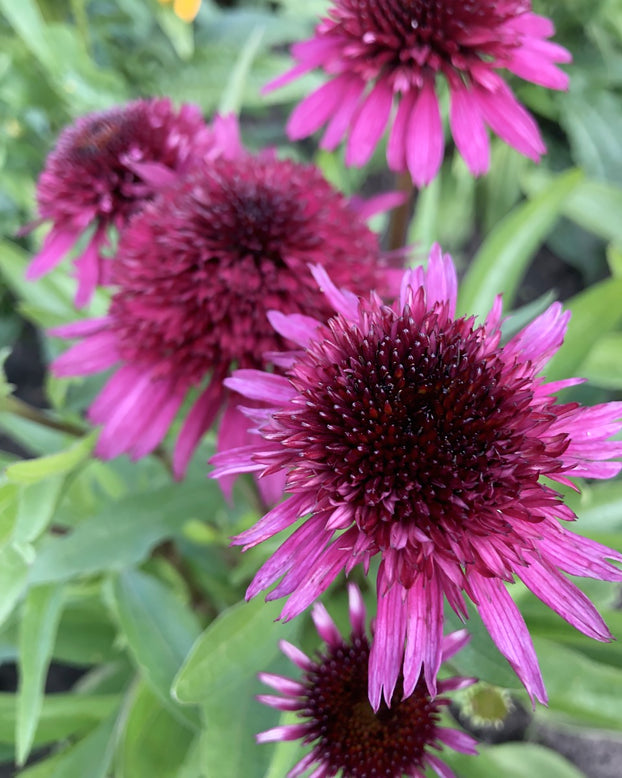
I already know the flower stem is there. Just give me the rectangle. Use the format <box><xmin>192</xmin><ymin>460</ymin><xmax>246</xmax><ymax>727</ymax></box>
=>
<box><xmin>387</xmin><ymin>171</ymin><xmax>414</xmax><ymax>252</ymax></box>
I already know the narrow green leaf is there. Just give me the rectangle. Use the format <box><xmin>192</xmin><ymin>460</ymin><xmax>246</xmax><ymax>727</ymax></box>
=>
<box><xmin>0</xmin><ymin>545</ymin><xmax>30</xmax><ymax>627</ymax></box>
<box><xmin>447</xmin><ymin>742</ymin><xmax>585</xmax><ymax>778</ymax></box>
<box><xmin>110</xmin><ymin>570</ymin><xmax>201</xmax><ymax>728</ymax></box>
<box><xmin>117</xmin><ymin>682</ymin><xmax>194</xmax><ymax>778</ymax></box>
<box><xmin>542</xmin><ymin>277</ymin><xmax>622</xmax><ymax>382</ymax></box>
<box><xmin>458</xmin><ymin>169</ymin><xmax>584</xmax><ymax>318</ymax></box>
<box><xmin>218</xmin><ymin>25</ymin><xmax>266</xmax><ymax>115</ymax></box>
<box><xmin>5</xmin><ymin>432</ymin><xmax>97</xmax><ymax>485</ymax></box>
<box><xmin>16</xmin><ymin>584</ymin><xmax>65</xmax><ymax>765</ymax></box>
<box><xmin>0</xmin><ymin>693</ymin><xmax>118</xmax><ymax>747</ymax></box>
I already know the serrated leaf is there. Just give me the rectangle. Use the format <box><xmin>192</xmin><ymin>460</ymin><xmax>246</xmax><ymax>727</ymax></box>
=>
<box><xmin>16</xmin><ymin>584</ymin><xmax>65</xmax><ymax>765</ymax></box>
<box><xmin>110</xmin><ymin>570</ymin><xmax>201</xmax><ymax>728</ymax></box>
<box><xmin>458</xmin><ymin>169</ymin><xmax>584</xmax><ymax>318</ymax></box>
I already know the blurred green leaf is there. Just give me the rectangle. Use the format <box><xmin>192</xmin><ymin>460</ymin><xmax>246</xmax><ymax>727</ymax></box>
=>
<box><xmin>447</xmin><ymin>742</ymin><xmax>585</xmax><ymax>778</ymax></box>
<box><xmin>5</xmin><ymin>431</ymin><xmax>96</xmax><ymax>485</ymax></box>
<box><xmin>117</xmin><ymin>682</ymin><xmax>194</xmax><ymax>778</ymax></box>
<box><xmin>579</xmin><ymin>332</ymin><xmax>622</xmax><ymax>389</ymax></box>
<box><xmin>43</xmin><ymin>712</ymin><xmax>118</xmax><ymax>778</ymax></box>
<box><xmin>218</xmin><ymin>24</ymin><xmax>265</xmax><ymax>115</ymax></box>
<box><xmin>28</xmin><ymin>484</ymin><xmax>215</xmax><ymax>585</ymax></box>
<box><xmin>543</xmin><ymin>277</ymin><xmax>622</xmax><ymax>382</ymax></box>
<box><xmin>110</xmin><ymin>569</ymin><xmax>201</xmax><ymax>728</ymax></box>
<box><xmin>458</xmin><ymin>169</ymin><xmax>584</xmax><ymax>318</ymax></box>
<box><xmin>534</xmin><ymin>637</ymin><xmax>622</xmax><ymax>730</ymax></box>
<box><xmin>16</xmin><ymin>583</ymin><xmax>64</xmax><ymax>765</ymax></box>
<box><xmin>0</xmin><ymin>692</ymin><xmax>118</xmax><ymax>748</ymax></box>
<box><xmin>0</xmin><ymin>544</ymin><xmax>30</xmax><ymax>627</ymax></box>
<box><xmin>173</xmin><ymin>597</ymin><xmax>297</xmax><ymax>705</ymax></box>
<box><xmin>14</xmin><ymin>476</ymin><xmax>64</xmax><ymax>544</ymax></box>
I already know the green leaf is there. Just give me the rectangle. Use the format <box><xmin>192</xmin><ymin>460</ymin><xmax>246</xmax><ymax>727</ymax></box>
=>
<box><xmin>117</xmin><ymin>682</ymin><xmax>194</xmax><ymax>778</ymax></box>
<box><xmin>45</xmin><ymin>712</ymin><xmax>118</xmax><ymax>778</ymax></box>
<box><xmin>173</xmin><ymin>597</ymin><xmax>297</xmax><ymax>705</ymax></box>
<box><xmin>218</xmin><ymin>25</ymin><xmax>265</xmax><ymax>115</ymax></box>
<box><xmin>5</xmin><ymin>432</ymin><xmax>97</xmax><ymax>485</ymax></box>
<box><xmin>14</xmin><ymin>476</ymin><xmax>64</xmax><ymax>545</ymax></box>
<box><xmin>579</xmin><ymin>332</ymin><xmax>622</xmax><ymax>389</ymax></box>
<box><xmin>16</xmin><ymin>584</ymin><xmax>65</xmax><ymax>765</ymax></box>
<box><xmin>534</xmin><ymin>637</ymin><xmax>622</xmax><ymax>730</ymax></box>
<box><xmin>458</xmin><ymin>169</ymin><xmax>584</xmax><ymax>318</ymax></box>
<box><xmin>0</xmin><ymin>544</ymin><xmax>30</xmax><ymax>627</ymax></box>
<box><xmin>447</xmin><ymin>743</ymin><xmax>585</xmax><ymax>778</ymax></box>
<box><xmin>542</xmin><ymin>277</ymin><xmax>622</xmax><ymax>382</ymax></box>
<box><xmin>110</xmin><ymin>570</ymin><xmax>201</xmax><ymax>728</ymax></box>
<box><xmin>0</xmin><ymin>693</ymin><xmax>118</xmax><ymax>748</ymax></box>
<box><xmin>28</xmin><ymin>485</ymin><xmax>214</xmax><ymax>585</ymax></box>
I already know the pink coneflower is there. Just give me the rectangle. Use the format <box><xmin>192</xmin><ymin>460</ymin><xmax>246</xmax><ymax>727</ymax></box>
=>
<box><xmin>26</xmin><ymin>98</ymin><xmax>234</xmax><ymax>306</ymax></box>
<box><xmin>257</xmin><ymin>584</ymin><xmax>477</xmax><ymax>778</ymax></box>
<box><xmin>266</xmin><ymin>1</ymin><xmax>571</xmax><ymax>185</ymax></box>
<box><xmin>212</xmin><ymin>245</ymin><xmax>622</xmax><ymax>708</ymax></box>
<box><xmin>51</xmin><ymin>143</ymin><xmax>394</xmax><ymax>487</ymax></box>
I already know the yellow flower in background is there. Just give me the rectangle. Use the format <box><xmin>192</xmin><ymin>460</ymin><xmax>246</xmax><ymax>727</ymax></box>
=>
<box><xmin>158</xmin><ymin>0</ymin><xmax>201</xmax><ymax>22</ymax></box>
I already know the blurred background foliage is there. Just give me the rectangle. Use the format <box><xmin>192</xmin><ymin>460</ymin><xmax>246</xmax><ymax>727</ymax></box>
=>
<box><xmin>0</xmin><ymin>1</ymin><xmax>621</xmax><ymax>777</ymax></box>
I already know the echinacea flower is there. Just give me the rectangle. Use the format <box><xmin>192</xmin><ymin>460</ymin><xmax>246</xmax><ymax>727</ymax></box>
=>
<box><xmin>212</xmin><ymin>245</ymin><xmax>622</xmax><ymax>708</ymax></box>
<box><xmin>26</xmin><ymin>98</ymin><xmax>229</xmax><ymax>306</ymax></box>
<box><xmin>266</xmin><ymin>1</ymin><xmax>571</xmax><ymax>185</ymax></box>
<box><xmin>157</xmin><ymin>0</ymin><xmax>201</xmax><ymax>22</ymax></box>
<box><xmin>51</xmin><ymin>134</ymin><xmax>396</xmax><ymax>489</ymax></box>
<box><xmin>258</xmin><ymin>584</ymin><xmax>477</xmax><ymax>778</ymax></box>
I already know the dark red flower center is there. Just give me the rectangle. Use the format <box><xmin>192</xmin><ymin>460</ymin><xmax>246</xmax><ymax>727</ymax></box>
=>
<box><xmin>280</xmin><ymin>302</ymin><xmax>569</xmax><ymax>545</ymax></box>
<box><xmin>109</xmin><ymin>156</ymin><xmax>381</xmax><ymax>384</ymax></box>
<box><xmin>303</xmin><ymin>633</ymin><xmax>439</xmax><ymax>776</ymax></box>
<box><xmin>323</xmin><ymin>0</ymin><xmax>527</xmax><ymax>84</ymax></box>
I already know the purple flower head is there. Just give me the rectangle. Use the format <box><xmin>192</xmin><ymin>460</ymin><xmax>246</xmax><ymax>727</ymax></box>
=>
<box><xmin>266</xmin><ymin>1</ymin><xmax>571</xmax><ymax>185</ymax></box>
<box><xmin>212</xmin><ymin>245</ymin><xmax>622</xmax><ymax>709</ymax></box>
<box><xmin>50</xmin><ymin>130</ymin><xmax>395</xmax><ymax>488</ymax></box>
<box><xmin>26</xmin><ymin>98</ymin><xmax>235</xmax><ymax>306</ymax></box>
<box><xmin>257</xmin><ymin>584</ymin><xmax>477</xmax><ymax>778</ymax></box>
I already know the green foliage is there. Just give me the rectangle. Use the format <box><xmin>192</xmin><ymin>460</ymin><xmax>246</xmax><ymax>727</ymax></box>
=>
<box><xmin>0</xmin><ymin>0</ymin><xmax>621</xmax><ymax>776</ymax></box>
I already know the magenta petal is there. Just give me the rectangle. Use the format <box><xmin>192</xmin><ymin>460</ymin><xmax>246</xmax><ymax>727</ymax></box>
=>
<box><xmin>320</xmin><ymin>75</ymin><xmax>366</xmax><ymax>151</ymax></box>
<box><xmin>73</xmin><ymin>225</ymin><xmax>107</xmax><ymax>308</ymax></box>
<box><xmin>130</xmin><ymin>383</ymin><xmax>186</xmax><ymax>459</ymax></box>
<box><xmin>26</xmin><ymin>227</ymin><xmax>80</xmax><ymax>279</ymax></box>
<box><xmin>267</xmin><ymin>310</ymin><xmax>321</xmax><ymax>348</ymax></box>
<box><xmin>517</xmin><ymin>557</ymin><xmax>612</xmax><ymax>641</ymax></box>
<box><xmin>48</xmin><ymin>317</ymin><xmax>111</xmax><ymax>339</ymax></box>
<box><xmin>345</xmin><ymin>78</ymin><xmax>394</xmax><ymax>167</ymax></box>
<box><xmin>173</xmin><ymin>378</ymin><xmax>224</xmax><ymax>479</ymax></box>
<box><xmin>387</xmin><ymin>90</ymin><xmax>417</xmax><ymax>172</ymax></box>
<box><xmin>475</xmin><ymin>78</ymin><xmax>545</xmax><ymax>161</ymax></box>
<box><xmin>403</xmin><ymin>573</ymin><xmax>444</xmax><ymax>698</ymax></box>
<box><xmin>449</xmin><ymin>83</ymin><xmax>490</xmax><ymax>176</ymax></box>
<box><xmin>470</xmin><ymin>573</ymin><xmax>547</xmax><ymax>705</ymax></box>
<box><xmin>233</xmin><ymin>492</ymin><xmax>312</xmax><ymax>549</ymax></box>
<box><xmin>406</xmin><ymin>80</ymin><xmax>444</xmax><ymax>186</ymax></box>
<box><xmin>287</xmin><ymin>76</ymin><xmax>354</xmax><ymax>140</ymax></box>
<box><xmin>52</xmin><ymin>331</ymin><xmax>120</xmax><ymax>377</ymax></box>
<box><xmin>369</xmin><ymin>571</ymin><xmax>407</xmax><ymax>710</ymax></box>
<box><xmin>225</xmin><ymin>370</ymin><xmax>295</xmax><ymax>404</ymax></box>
